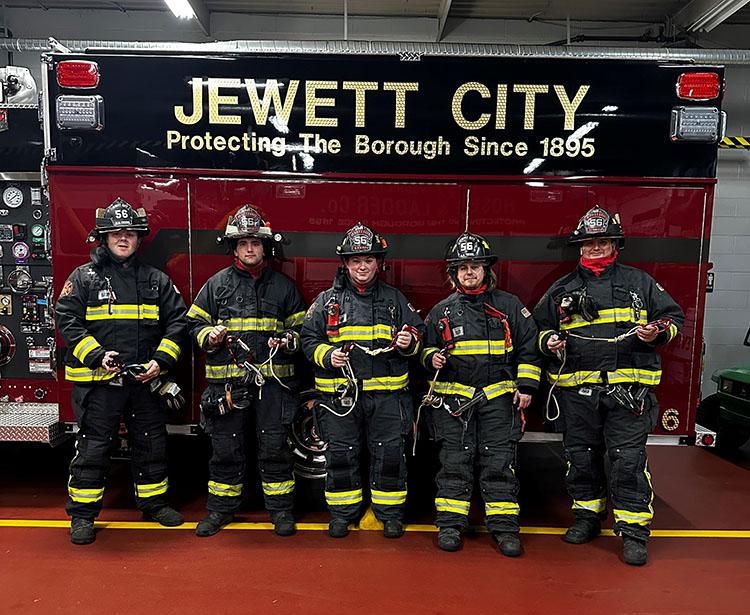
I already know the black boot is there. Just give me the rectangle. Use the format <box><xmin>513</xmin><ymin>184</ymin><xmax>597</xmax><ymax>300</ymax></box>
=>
<box><xmin>70</xmin><ymin>517</ymin><xmax>96</xmax><ymax>545</ymax></box>
<box><xmin>493</xmin><ymin>532</ymin><xmax>524</xmax><ymax>557</ymax></box>
<box><xmin>328</xmin><ymin>518</ymin><xmax>350</xmax><ymax>538</ymax></box>
<box><xmin>437</xmin><ymin>527</ymin><xmax>462</xmax><ymax>552</ymax></box>
<box><xmin>383</xmin><ymin>520</ymin><xmax>405</xmax><ymax>539</ymax></box>
<box><xmin>271</xmin><ymin>511</ymin><xmax>296</xmax><ymax>537</ymax></box>
<box><xmin>622</xmin><ymin>536</ymin><xmax>648</xmax><ymax>566</ymax></box>
<box><xmin>195</xmin><ymin>511</ymin><xmax>234</xmax><ymax>537</ymax></box>
<box><xmin>563</xmin><ymin>517</ymin><xmax>601</xmax><ymax>544</ymax></box>
<box><xmin>146</xmin><ymin>506</ymin><xmax>184</xmax><ymax>527</ymax></box>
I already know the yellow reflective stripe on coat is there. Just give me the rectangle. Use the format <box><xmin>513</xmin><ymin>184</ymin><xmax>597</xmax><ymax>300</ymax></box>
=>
<box><xmin>86</xmin><ymin>304</ymin><xmax>159</xmax><ymax>321</ymax></box>
<box><xmin>284</xmin><ymin>311</ymin><xmax>306</xmax><ymax>329</ymax></box>
<box><xmin>451</xmin><ymin>339</ymin><xmax>512</xmax><ymax>355</ymax></box>
<box><xmin>483</xmin><ymin>380</ymin><xmax>516</xmax><ymax>400</ymax></box>
<box><xmin>156</xmin><ymin>338</ymin><xmax>180</xmax><ymax>361</ymax></box>
<box><xmin>314</xmin><ymin>372</ymin><xmax>409</xmax><ymax>393</ymax></box>
<box><xmin>135</xmin><ymin>478</ymin><xmax>168</xmax><ymax>499</ymax></box>
<box><xmin>371</xmin><ymin>489</ymin><xmax>407</xmax><ymax>506</ymax></box>
<box><xmin>208</xmin><ymin>481</ymin><xmax>243</xmax><ymax>497</ymax></box>
<box><xmin>65</xmin><ymin>365</ymin><xmax>117</xmax><ymax>382</ymax></box>
<box><xmin>72</xmin><ymin>335</ymin><xmax>102</xmax><ymax>364</ymax></box>
<box><xmin>196</xmin><ymin>325</ymin><xmax>214</xmax><ymax>347</ymax></box>
<box><xmin>262</xmin><ymin>480</ymin><xmax>295</xmax><ymax>496</ymax></box>
<box><xmin>538</xmin><ymin>329</ymin><xmax>556</xmax><ymax>353</ymax></box>
<box><xmin>328</xmin><ymin>324</ymin><xmax>393</xmax><ymax>343</ymax></box>
<box><xmin>68</xmin><ymin>485</ymin><xmax>104</xmax><ymax>503</ymax></box>
<box><xmin>325</xmin><ymin>488</ymin><xmax>364</xmax><ymax>506</ymax></box>
<box><xmin>433</xmin><ymin>381</ymin><xmax>475</xmax><ymax>399</ymax></box>
<box><xmin>572</xmin><ymin>498</ymin><xmax>607</xmax><ymax>514</ymax></box>
<box><xmin>436</xmin><ymin>497</ymin><xmax>470</xmax><ymax>515</ymax></box>
<box><xmin>546</xmin><ymin>371</ymin><xmax>603</xmax><ymax>387</ymax></box>
<box><xmin>206</xmin><ymin>362</ymin><xmax>295</xmax><ymax>380</ymax></box>
<box><xmin>485</xmin><ymin>501</ymin><xmax>520</xmax><ymax>516</ymax></box>
<box><xmin>613</xmin><ymin>508</ymin><xmax>653</xmax><ymax>526</ymax></box>
<box><xmin>313</xmin><ymin>343</ymin><xmax>333</xmax><ymax>368</ymax></box>
<box><xmin>560</xmin><ymin>307</ymin><xmax>648</xmax><ymax>331</ymax></box>
<box><xmin>516</xmin><ymin>364</ymin><xmax>542</xmax><ymax>382</ymax></box>
<box><xmin>223</xmin><ymin>317</ymin><xmax>281</xmax><ymax>333</ymax></box>
<box><xmin>607</xmin><ymin>368</ymin><xmax>661</xmax><ymax>386</ymax></box>
<box><xmin>187</xmin><ymin>303</ymin><xmax>212</xmax><ymax>324</ymax></box>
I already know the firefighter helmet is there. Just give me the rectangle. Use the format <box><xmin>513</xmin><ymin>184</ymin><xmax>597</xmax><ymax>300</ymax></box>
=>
<box><xmin>336</xmin><ymin>222</ymin><xmax>388</xmax><ymax>258</ymax></box>
<box><xmin>88</xmin><ymin>197</ymin><xmax>149</xmax><ymax>242</ymax></box>
<box><xmin>445</xmin><ymin>232</ymin><xmax>498</xmax><ymax>266</ymax></box>
<box><xmin>222</xmin><ymin>204</ymin><xmax>273</xmax><ymax>241</ymax></box>
<box><xmin>568</xmin><ymin>206</ymin><xmax>625</xmax><ymax>245</ymax></box>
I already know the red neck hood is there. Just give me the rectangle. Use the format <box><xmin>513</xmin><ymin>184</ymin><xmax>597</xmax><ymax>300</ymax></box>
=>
<box><xmin>580</xmin><ymin>250</ymin><xmax>618</xmax><ymax>276</ymax></box>
<box><xmin>234</xmin><ymin>257</ymin><xmax>267</xmax><ymax>278</ymax></box>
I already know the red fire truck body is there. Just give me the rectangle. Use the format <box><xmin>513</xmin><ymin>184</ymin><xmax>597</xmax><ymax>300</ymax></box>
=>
<box><xmin>0</xmin><ymin>49</ymin><xmax>725</xmax><ymax>448</ymax></box>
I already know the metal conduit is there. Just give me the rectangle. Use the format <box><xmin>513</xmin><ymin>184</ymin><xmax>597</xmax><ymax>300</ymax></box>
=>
<box><xmin>1</xmin><ymin>38</ymin><xmax>750</xmax><ymax>64</ymax></box>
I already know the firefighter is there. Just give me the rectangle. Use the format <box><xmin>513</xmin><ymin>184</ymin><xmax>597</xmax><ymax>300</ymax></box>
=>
<box><xmin>55</xmin><ymin>197</ymin><xmax>187</xmax><ymax>545</ymax></box>
<box><xmin>188</xmin><ymin>205</ymin><xmax>306</xmax><ymax>537</ymax></box>
<box><xmin>301</xmin><ymin>223</ymin><xmax>424</xmax><ymax>539</ymax></box>
<box><xmin>533</xmin><ymin>206</ymin><xmax>684</xmax><ymax>566</ymax></box>
<box><xmin>420</xmin><ymin>233</ymin><xmax>541</xmax><ymax>556</ymax></box>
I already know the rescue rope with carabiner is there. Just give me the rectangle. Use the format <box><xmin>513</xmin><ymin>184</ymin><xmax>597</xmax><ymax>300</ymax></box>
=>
<box><xmin>225</xmin><ymin>335</ymin><xmax>266</xmax><ymax>396</ymax></box>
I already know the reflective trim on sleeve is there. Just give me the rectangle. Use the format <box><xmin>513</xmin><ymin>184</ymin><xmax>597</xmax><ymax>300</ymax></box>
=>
<box><xmin>328</xmin><ymin>324</ymin><xmax>393</xmax><ymax>343</ymax></box>
<box><xmin>325</xmin><ymin>488</ymin><xmax>364</xmax><ymax>506</ymax></box>
<box><xmin>206</xmin><ymin>362</ymin><xmax>295</xmax><ymax>381</ymax></box>
<box><xmin>451</xmin><ymin>339</ymin><xmax>512</xmax><ymax>356</ymax></box>
<box><xmin>72</xmin><ymin>335</ymin><xmax>102</xmax><ymax>364</ymax></box>
<box><xmin>187</xmin><ymin>303</ymin><xmax>212</xmax><ymax>324</ymax></box>
<box><xmin>538</xmin><ymin>329</ymin><xmax>556</xmax><ymax>353</ymax></box>
<box><xmin>65</xmin><ymin>365</ymin><xmax>117</xmax><ymax>382</ymax></box>
<box><xmin>68</xmin><ymin>484</ymin><xmax>104</xmax><ymax>503</ymax></box>
<box><xmin>86</xmin><ymin>304</ymin><xmax>159</xmax><ymax>321</ymax></box>
<box><xmin>516</xmin><ymin>364</ymin><xmax>542</xmax><ymax>382</ymax></box>
<box><xmin>284</xmin><ymin>311</ymin><xmax>306</xmax><ymax>329</ymax></box>
<box><xmin>572</xmin><ymin>498</ymin><xmax>607</xmax><ymax>514</ymax></box>
<box><xmin>613</xmin><ymin>508</ymin><xmax>653</xmax><ymax>526</ymax></box>
<box><xmin>420</xmin><ymin>347</ymin><xmax>439</xmax><ymax>366</ymax></box>
<box><xmin>371</xmin><ymin>489</ymin><xmax>407</xmax><ymax>506</ymax></box>
<box><xmin>436</xmin><ymin>497</ymin><xmax>470</xmax><ymax>515</ymax></box>
<box><xmin>485</xmin><ymin>501</ymin><xmax>520</xmax><ymax>516</ymax></box>
<box><xmin>607</xmin><ymin>368</ymin><xmax>661</xmax><ymax>386</ymax></box>
<box><xmin>196</xmin><ymin>326</ymin><xmax>214</xmax><ymax>348</ymax></box>
<box><xmin>560</xmin><ymin>308</ymin><xmax>648</xmax><ymax>331</ymax></box>
<box><xmin>667</xmin><ymin>323</ymin><xmax>678</xmax><ymax>342</ymax></box>
<box><xmin>314</xmin><ymin>372</ymin><xmax>409</xmax><ymax>393</ymax></box>
<box><xmin>313</xmin><ymin>343</ymin><xmax>334</xmax><ymax>368</ymax></box>
<box><xmin>262</xmin><ymin>480</ymin><xmax>295</xmax><ymax>496</ymax></box>
<box><xmin>208</xmin><ymin>480</ymin><xmax>243</xmax><ymax>497</ymax></box>
<box><xmin>135</xmin><ymin>478</ymin><xmax>168</xmax><ymax>499</ymax></box>
<box><xmin>156</xmin><ymin>338</ymin><xmax>180</xmax><ymax>361</ymax></box>
<box><xmin>483</xmin><ymin>380</ymin><xmax>516</xmax><ymax>400</ymax></box>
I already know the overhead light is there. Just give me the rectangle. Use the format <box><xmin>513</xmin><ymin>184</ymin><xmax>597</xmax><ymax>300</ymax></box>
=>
<box><xmin>164</xmin><ymin>0</ymin><xmax>196</xmax><ymax>20</ymax></box>
<box><xmin>675</xmin><ymin>0</ymin><xmax>750</xmax><ymax>33</ymax></box>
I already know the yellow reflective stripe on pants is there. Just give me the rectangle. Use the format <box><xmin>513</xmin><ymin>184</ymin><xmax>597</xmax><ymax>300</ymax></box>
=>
<box><xmin>314</xmin><ymin>373</ymin><xmax>409</xmax><ymax>393</ymax></box>
<box><xmin>284</xmin><ymin>311</ymin><xmax>306</xmax><ymax>329</ymax></box>
<box><xmin>325</xmin><ymin>488</ymin><xmax>364</xmax><ymax>506</ymax></box>
<box><xmin>314</xmin><ymin>343</ymin><xmax>333</xmax><ymax>368</ymax></box>
<box><xmin>86</xmin><ymin>304</ymin><xmax>159</xmax><ymax>320</ymax></box>
<box><xmin>68</xmin><ymin>485</ymin><xmax>104</xmax><ymax>503</ymax></box>
<box><xmin>485</xmin><ymin>501</ymin><xmax>520</xmax><ymax>516</ymax></box>
<box><xmin>483</xmin><ymin>380</ymin><xmax>516</xmax><ymax>400</ymax></box>
<box><xmin>371</xmin><ymin>489</ymin><xmax>407</xmax><ymax>506</ymax></box>
<box><xmin>560</xmin><ymin>308</ymin><xmax>648</xmax><ymax>331</ymax></box>
<box><xmin>156</xmin><ymin>337</ymin><xmax>180</xmax><ymax>361</ymax></box>
<box><xmin>572</xmin><ymin>498</ymin><xmax>607</xmax><ymax>514</ymax></box>
<box><xmin>208</xmin><ymin>481</ymin><xmax>243</xmax><ymax>497</ymax></box>
<box><xmin>546</xmin><ymin>371</ymin><xmax>603</xmax><ymax>387</ymax></box>
<box><xmin>73</xmin><ymin>335</ymin><xmax>101</xmax><ymax>364</ymax></box>
<box><xmin>517</xmin><ymin>364</ymin><xmax>541</xmax><ymax>382</ymax></box>
<box><xmin>607</xmin><ymin>368</ymin><xmax>661</xmax><ymax>386</ymax></box>
<box><xmin>262</xmin><ymin>480</ymin><xmax>295</xmax><ymax>496</ymax></box>
<box><xmin>433</xmin><ymin>381</ymin><xmax>475</xmax><ymax>399</ymax></box>
<box><xmin>613</xmin><ymin>508</ymin><xmax>653</xmax><ymax>526</ymax></box>
<box><xmin>451</xmin><ymin>339</ymin><xmax>512</xmax><ymax>355</ymax></box>
<box><xmin>65</xmin><ymin>365</ymin><xmax>117</xmax><ymax>382</ymax></box>
<box><xmin>328</xmin><ymin>324</ymin><xmax>393</xmax><ymax>343</ymax></box>
<box><xmin>187</xmin><ymin>303</ymin><xmax>212</xmax><ymax>324</ymax></box>
<box><xmin>436</xmin><ymin>498</ymin><xmax>470</xmax><ymax>515</ymax></box>
<box><xmin>206</xmin><ymin>362</ymin><xmax>295</xmax><ymax>380</ymax></box>
<box><xmin>135</xmin><ymin>478</ymin><xmax>168</xmax><ymax>498</ymax></box>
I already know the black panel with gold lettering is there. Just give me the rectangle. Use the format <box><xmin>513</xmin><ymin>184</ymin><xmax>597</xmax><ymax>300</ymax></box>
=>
<box><xmin>46</xmin><ymin>53</ymin><xmax>723</xmax><ymax>178</ymax></box>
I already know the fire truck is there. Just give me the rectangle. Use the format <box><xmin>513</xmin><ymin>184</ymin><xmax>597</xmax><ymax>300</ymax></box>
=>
<box><xmin>0</xmin><ymin>47</ymin><xmax>725</xmax><ymax>465</ymax></box>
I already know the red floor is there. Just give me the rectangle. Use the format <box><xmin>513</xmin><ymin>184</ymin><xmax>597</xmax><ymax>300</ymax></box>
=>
<box><xmin>1</xmin><ymin>440</ymin><xmax>749</xmax><ymax>613</ymax></box>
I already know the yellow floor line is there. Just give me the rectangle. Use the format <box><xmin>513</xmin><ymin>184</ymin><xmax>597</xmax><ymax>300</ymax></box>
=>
<box><xmin>1</xmin><ymin>519</ymin><xmax>749</xmax><ymax>538</ymax></box>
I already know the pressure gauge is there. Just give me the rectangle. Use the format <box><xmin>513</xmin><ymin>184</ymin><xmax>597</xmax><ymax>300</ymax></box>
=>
<box><xmin>12</xmin><ymin>241</ymin><xmax>30</xmax><ymax>260</ymax></box>
<box><xmin>31</xmin><ymin>224</ymin><xmax>45</xmax><ymax>238</ymax></box>
<box><xmin>2</xmin><ymin>186</ymin><xmax>24</xmax><ymax>208</ymax></box>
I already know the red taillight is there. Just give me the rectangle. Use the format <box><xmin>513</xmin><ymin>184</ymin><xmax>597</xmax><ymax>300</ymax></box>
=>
<box><xmin>677</xmin><ymin>72</ymin><xmax>720</xmax><ymax>100</ymax></box>
<box><xmin>701</xmin><ymin>433</ymin><xmax>715</xmax><ymax>446</ymax></box>
<box><xmin>56</xmin><ymin>60</ymin><xmax>100</xmax><ymax>88</ymax></box>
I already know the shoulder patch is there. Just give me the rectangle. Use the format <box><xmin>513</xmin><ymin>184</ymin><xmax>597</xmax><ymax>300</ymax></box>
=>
<box><xmin>59</xmin><ymin>279</ymin><xmax>74</xmax><ymax>299</ymax></box>
<box><xmin>305</xmin><ymin>301</ymin><xmax>318</xmax><ymax>320</ymax></box>
<box><xmin>656</xmin><ymin>283</ymin><xmax>665</xmax><ymax>292</ymax></box>
<box><xmin>521</xmin><ymin>307</ymin><xmax>531</xmax><ymax>318</ymax></box>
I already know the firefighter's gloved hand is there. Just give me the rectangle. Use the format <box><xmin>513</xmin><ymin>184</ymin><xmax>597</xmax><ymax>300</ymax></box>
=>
<box><xmin>431</xmin><ymin>352</ymin><xmax>448</xmax><ymax>369</ymax></box>
<box><xmin>101</xmin><ymin>350</ymin><xmax>121</xmax><ymax>372</ymax></box>
<box><xmin>394</xmin><ymin>330</ymin><xmax>414</xmax><ymax>350</ymax></box>
<box><xmin>636</xmin><ymin>324</ymin><xmax>658</xmax><ymax>343</ymax></box>
<box><xmin>547</xmin><ymin>333</ymin><xmax>566</xmax><ymax>353</ymax></box>
<box><xmin>331</xmin><ymin>348</ymin><xmax>350</xmax><ymax>368</ymax></box>
<box><xmin>135</xmin><ymin>359</ymin><xmax>161</xmax><ymax>383</ymax></box>
<box><xmin>513</xmin><ymin>390</ymin><xmax>533</xmax><ymax>411</ymax></box>
<box><xmin>208</xmin><ymin>325</ymin><xmax>228</xmax><ymax>348</ymax></box>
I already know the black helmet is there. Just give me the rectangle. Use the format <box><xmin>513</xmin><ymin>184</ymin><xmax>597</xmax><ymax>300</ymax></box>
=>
<box><xmin>568</xmin><ymin>206</ymin><xmax>625</xmax><ymax>246</ymax></box>
<box><xmin>87</xmin><ymin>197</ymin><xmax>149</xmax><ymax>243</ymax></box>
<box><xmin>336</xmin><ymin>222</ymin><xmax>388</xmax><ymax>258</ymax></box>
<box><xmin>445</xmin><ymin>232</ymin><xmax>498</xmax><ymax>266</ymax></box>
